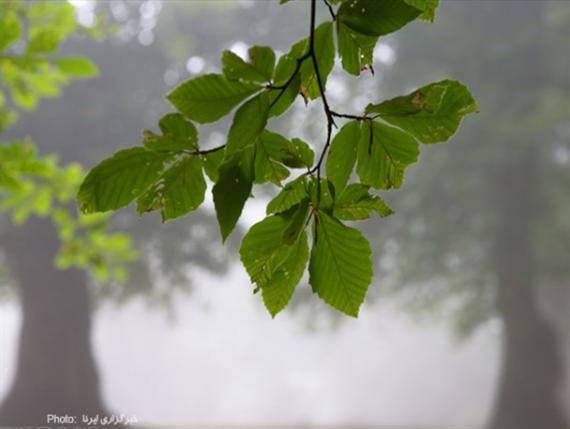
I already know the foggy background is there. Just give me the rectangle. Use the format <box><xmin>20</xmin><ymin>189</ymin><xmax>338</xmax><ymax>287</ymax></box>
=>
<box><xmin>1</xmin><ymin>1</ymin><xmax>569</xmax><ymax>428</ymax></box>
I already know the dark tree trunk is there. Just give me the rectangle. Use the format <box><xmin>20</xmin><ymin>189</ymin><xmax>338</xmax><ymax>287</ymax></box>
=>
<box><xmin>0</xmin><ymin>217</ymin><xmax>107</xmax><ymax>427</ymax></box>
<box><xmin>489</xmin><ymin>148</ymin><xmax>568</xmax><ymax>429</ymax></box>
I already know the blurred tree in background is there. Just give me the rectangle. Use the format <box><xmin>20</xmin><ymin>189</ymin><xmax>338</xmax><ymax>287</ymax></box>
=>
<box><xmin>374</xmin><ymin>2</ymin><xmax>569</xmax><ymax>428</ymax></box>
<box><xmin>0</xmin><ymin>1</ymin><xmax>137</xmax><ymax>423</ymax></box>
<box><xmin>0</xmin><ymin>1</ymin><xmax>243</xmax><ymax>424</ymax></box>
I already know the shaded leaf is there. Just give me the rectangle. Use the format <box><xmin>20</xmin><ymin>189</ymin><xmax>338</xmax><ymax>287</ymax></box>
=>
<box><xmin>404</xmin><ymin>0</ymin><xmax>439</xmax><ymax>21</ymax></box>
<box><xmin>143</xmin><ymin>113</ymin><xmax>198</xmax><ymax>152</ymax></box>
<box><xmin>338</xmin><ymin>0</ymin><xmax>421</xmax><ymax>37</ymax></box>
<box><xmin>222</xmin><ymin>45</ymin><xmax>275</xmax><ymax>83</ymax></box>
<box><xmin>225</xmin><ymin>92</ymin><xmax>270</xmax><ymax>157</ymax></box>
<box><xmin>213</xmin><ymin>147</ymin><xmax>255</xmax><ymax>241</ymax></box>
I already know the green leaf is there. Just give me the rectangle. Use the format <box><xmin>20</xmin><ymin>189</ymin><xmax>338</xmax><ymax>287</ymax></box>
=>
<box><xmin>268</xmin><ymin>38</ymin><xmax>306</xmax><ymax>116</ymax></box>
<box><xmin>299</xmin><ymin>22</ymin><xmax>335</xmax><ymax>100</ymax></box>
<box><xmin>260</xmin><ymin>131</ymin><xmax>314</xmax><ymax>169</ymax></box>
<box><xmin>78</xmin><ymin>148</ymin><xmax>170</xmax><ymax>214</ymax></box>
<box><xmin>309</xmin><ymin>212</ymin><xmax>373</xmax><ymax>317</ymax></box>
<box><xmin>213</xmin><ymin>148</ymin><xmax>255</xmax><ymax>241</ymax></box>
<box><xmin>333</xmin><ymin>183</ymin><xmax>394</xmax><ymax>220</ymax></box>
<box><xmin>167</xmin><ymin>74</ymin><xmax>261</xmax><ymax>124</ymax></box>
<box><xmin>282</xmin><ymin>199</ymin><xmax>310</xmax><ymax>245</ymax></box>
<box><xmin>404</xmin><ymin>0</ymin><xmax>440</xmax><ymax>22</ymax></box>
<box><xmin>357</xmin><ymin>121</ymin><xmax>419</xmax><ymax>189</ymax></box>
<box><xmin>285</xmin><ymin>138</ymin><xmax>314</xmax><ymax>169</ymax></box>
<box><xmin>268</xmin><ymin>73</ymin><xmax>300</xmax><ymax>117</ymax></box>
<box><xmin>0</xmin><ymin>166</ymin><xmax>19</xmax><ymax>190</ymax></box>
<box><xmin>274</xmin><ymin>39</ymin><xmax>306</xmax><ymax>86</ymax></box>
<box><xmin>338</xmin><ymin>0</ymin><xmax>421</xmax><ymax>37</ymax></box>
<box><xmin>201</xmin><ymin>149</ymin><xmax>225</xmax><ymax>182</ymax></box>
<box><xmin>240</xmin><ymin>208</ymin><xmax>310</xmax><ymax>317</ymax></box>
<box><xmin>143</xmin><ymin>113</ymin><xmax>198</xmax><ymax>152</ymax></box>
<box><xmin>27</xmin><ymin>29</ymin><xmax>62</xmax><ymax>54</ymax></box>
<box><xmin>365</xmin><ymin>80</ymin><xmax>478</xmax><ymax>144</ymax></box>
<box><xmin>248</xmin><ymin>46</ymin><xmax>276</xmax><ymax>81</ymax></box>
<box><xmin>136</xmin><ymin>156</ymin><xmax>206</xmax><ymax>221</ymax></box>
<box><xmin>225</xmin><ymin>93</ymin><xmax>270</xmax><ymax>157</ymax></box>
<box><xmin>326</xmin><ymin>121</ymin><xmax>360</xmax><ymax>193</ymax></box>
<box><xmin>254</xmin><ymin>139</ymin><xmax>290</xmax><ymax>185</ymax></box>
<box><xmin>266</xmin><ymin>176</ymin><xmax>308</xmax><ymax>215</ymax></box>
<box><xmin>222</xmin><ymin>45</ymin><xmax>275</xmax><ymax>84</ymax></box>
<box><xmin>54</xmin><ymin>57</ymin><xmax>99</xmax><ymax>77</ymax></box>
<box><xmin>240</xmin><ymin>209</ymin><xmax>301</xmax><ymax>286</ymax></box>
<box><xmin>337</xmin><ymin>21</ymin><xmax>378</xmax><ymax>76</ymax></box>
<box><xmin>0</xmin><ymin>11</ymin><xmax>22</xmax><ymax>51</ymax></box>
<box><xmin>308</xmin><ymin>178</ymin><xmax>335</xmax><ymax>213</ymax></box>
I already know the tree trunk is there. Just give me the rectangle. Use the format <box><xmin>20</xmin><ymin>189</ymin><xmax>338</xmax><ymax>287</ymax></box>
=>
<box><xmin>489</xmin><ymin>148</ymin><xmax>568</xmax><ymax>429</ymax></box>
<box><xmin>0</xmin><ymin>217</ymin><xmax>107</xmax><ymax>427</ymax></box>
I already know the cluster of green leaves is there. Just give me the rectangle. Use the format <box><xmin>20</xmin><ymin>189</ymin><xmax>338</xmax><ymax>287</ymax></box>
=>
<box><xmin>0</xmin><ymin>141</ymin><xmax>137</xmax><ymax>282</ymax></box>
<box><xmin>0</xmin><ymin>1</ymin><xmax>135</xmax><ymax>283</ymax></box>
<box><xmin>0</xmin><ymin>1</ymin><xmax>101</xmax><ymax>131</ymax></box>
<box><xmin>79</xmin><ymin>0</ymin><xmax>477</xmax><ymax>317</ymax></box>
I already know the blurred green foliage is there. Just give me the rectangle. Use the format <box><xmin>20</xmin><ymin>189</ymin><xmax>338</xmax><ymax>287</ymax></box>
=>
<box><xmin>0</xmin><ymin>0</ymin><xmax>136</xmax><ymax>285</ymax></box>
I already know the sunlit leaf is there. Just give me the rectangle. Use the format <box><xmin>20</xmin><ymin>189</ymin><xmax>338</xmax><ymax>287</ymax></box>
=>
<box><xmin>77</xmin><ymin>148</ymin><xmax>170</xmax><ymax>214</ymax></box>
<box><xmin>333</xmin><ymin>183</ymin><xmax>394</xmax><ymax>220</ymax></box>
<box><xmin>167</xmin><ymin>74</ymin><xmax>261</xmax><ymax>124</ymax></box>
<box><xmin>54</xmin><ymin>57</ymin><xmax>99</xmax><ymax>77</ymax></box>
<box><xmin>266</xmin><ymin>175</ymin><xmax>308</xmax><ymax>214</ymax></box>
<box><xmin>326</xmin><ymin>121</ymin><xmax>360</xmax><ymax>193</ymax></box>
<box><xmin>365</xmin><ymin>80</ymin><xmax>478</xmax><ymax>144</ymax></box>
<box><xmin>240</xmin><ymin>206</ymin><xmax>310</xmax><ymax>317</ymax></box>
<box><xmin>357</xmin><ymin>121</ymin><xmax>419</xmax><ymax>189</ymax></box>
<box><xmin>309</xmin><ymin>212</ymin><xmax>373</xmax><ymax>317</ymax></box>
<box><xmin>137</xmin><ymin>156</ymin><xmax>206</xmax><ymax>221</ymax></box>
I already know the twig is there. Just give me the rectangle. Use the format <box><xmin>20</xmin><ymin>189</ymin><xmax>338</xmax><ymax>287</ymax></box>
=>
<box><xmin>190</xmin><ymin>145</ymin><xmax>226</xmax><ymax>156</ymax></box>
<box><xmin>269</xmin><ymin>51</ymin><xmax>311</xmax><ymax>109</ymax></box>
<box><xmin>323</xmin><ymin>0</ymin><xmax>336</xmax><ymax>20</ymax></box>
